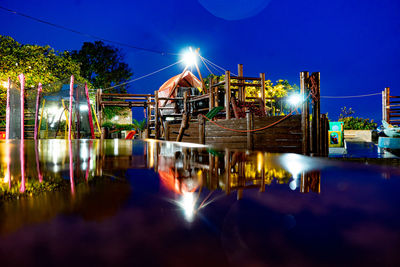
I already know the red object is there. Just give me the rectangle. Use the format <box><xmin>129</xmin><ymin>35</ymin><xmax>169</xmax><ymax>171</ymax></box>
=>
<box><xmin>19</xmin><ymin>74</ymin><xmax>25</xmax><ymax>140</ymax></box>
<box><xmin>34</xmin><ymin>83</ymin><xmax>42</xmax><ymax>140</ymax></box>
<box><xmin>5</xmin><ymin>77</ymin><xmax>10</xmax><ymax>139</ymax></box>
<box><xmin>69</xmin><ymin>75</ymin><xmax>74</xmax><ymax>140</ymax></box>
<box><xmin>84</xmin><ymin>83</ymin><xmax>95</xmax><ymax>139</ymax></box>
<box><xmin>0</xmin><ymin>132</ymin><xmax>6</xmax><ymax>139</ymax></box>
<box><xmin>158</xmin><ymin>71</ymin><xmax>202</xmax><ymax>105</ymax></box>
<box><xmin>125</xmin><ymin>130</ymin><xmax>136</xmax><ymax>140</ymax></box>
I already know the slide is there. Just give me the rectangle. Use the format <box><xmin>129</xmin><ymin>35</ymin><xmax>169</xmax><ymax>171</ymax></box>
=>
<box><xmin>125</xmin><ymin>130</ymin><xmax>136</xmax><ymax>140</ymax></box>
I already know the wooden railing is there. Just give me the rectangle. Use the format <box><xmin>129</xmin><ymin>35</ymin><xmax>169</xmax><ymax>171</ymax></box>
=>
<box><xmin>383</xmin><ymin>87</ymin><xmax>400</xmax><ymax>125</ymax></box>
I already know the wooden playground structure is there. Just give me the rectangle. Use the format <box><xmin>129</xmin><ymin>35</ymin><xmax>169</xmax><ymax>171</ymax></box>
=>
<box><xmin>97</xmin><ymin>65</ymin><xmax>329</xmax><ymax>156</ymax></box>
<box><xmin>2</xmin><ymin>64</ymin><xmax>329</xmax><ymax>156</ymax></box>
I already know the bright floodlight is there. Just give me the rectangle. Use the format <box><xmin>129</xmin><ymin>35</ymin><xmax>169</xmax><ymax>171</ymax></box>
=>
<box><xmin>182</xmin><ymin>48</ymin><xmax>197</xmax><ymax>67</ymax></box>
<box><xmin>287</xmin><ymin>94</ymin><xmax>302</xmax><ymax>106</ymax></box>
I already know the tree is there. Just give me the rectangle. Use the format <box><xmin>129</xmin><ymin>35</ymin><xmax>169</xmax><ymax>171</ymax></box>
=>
<box><xmin>0</xmin><ymin>35</ymin><xmax>87</xmax><ymax>121</ymax></box>
<box><xmin>71</xmin><ymin>41</ymin><xmax>133</xmax><ymax>92</ymax></box>
<box><xmin>205</xmin><ymin>74</ymin><xmax>298</xmax><ymax>114</ymax></box>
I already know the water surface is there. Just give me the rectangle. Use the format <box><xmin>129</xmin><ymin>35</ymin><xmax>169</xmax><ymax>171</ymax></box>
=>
<box><xmin>0</xmin><ymin>140</ymin><xmax>399</xmax><ymax>266</ymax></box>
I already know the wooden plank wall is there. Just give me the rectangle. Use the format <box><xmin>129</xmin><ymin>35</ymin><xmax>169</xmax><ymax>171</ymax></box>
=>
<box><xmin>205</xmin><ymin>118</ymin><xmax>247</xmax><ymax>149</ymax></box>
<box><xmin>166</xmin><ymin>122</ymin><xmax>200</xmax><ymax>143</ymax></box>
<box><xmin>205</xmin><ymin>115</ymin><xmax>303</xmax><ymax>153</ymax></box>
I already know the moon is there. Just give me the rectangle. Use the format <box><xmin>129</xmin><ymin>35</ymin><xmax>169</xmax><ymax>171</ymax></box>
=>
<box><xmin>198</xmin><ymin>0</ymin><xmax>272</xmax><ymax>21</ymax></box>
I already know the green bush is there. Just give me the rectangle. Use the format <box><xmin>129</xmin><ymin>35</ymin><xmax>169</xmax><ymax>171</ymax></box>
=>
<box><xmin>338</xmin><ymin>106</ymin><xmax>377</xmax><ymax>130</ymax></box>
<box><xmin>101</xmin><ymin>122</ymin><xmax>135</xmax><ymax>131</ymax></box>
<box><xmin>339</xmin><ymin>117</ymin><xmax>377</xmax><ymax>130</ymax></box>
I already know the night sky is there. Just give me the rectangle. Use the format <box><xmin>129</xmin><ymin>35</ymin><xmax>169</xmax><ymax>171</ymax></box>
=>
<box><xmin>1</xmin><ymin>0</ymin><xmax>399</xmax><ymax>122</ymax></box>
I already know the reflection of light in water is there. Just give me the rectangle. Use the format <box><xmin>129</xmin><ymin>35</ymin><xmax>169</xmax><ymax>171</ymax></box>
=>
<box><xmin>280</xmin><ymin>154</ymin><xmax>306</xmax><ymax>179</ymax></box>
<box><xmin>114</xmin><ymin>139</ymin><xmax>118</xmax><ymax>156</ymax></box>
<box><xmin>80</xmin><ymin>141</ymin><xmax>89</xmax><ymax>161</ymax></box>
<box><xmin>48</xmin><ymin>140</ymin><xmax>67</xmax><ymax>165</ymax></box>
<box><xmin>257</xmin><ymin>152</ymin><xmax>264</xmax><ymax>172</ymax></box>
<box><xmin>148</xmin><ymin>140</ymin><xmax>155</xmax><ymax>168</ymax></box>
<box><xmin>2</xmin><ymin>153</ymin><xmax>10</xmax><ymax>183</ymax></box>
<box><xmin>176</xmin><ymin>142</ymin><xmax>205</xmax><ymax>148</ymax></box>
<box><xmin>53</xmin><ymin>163</ymin><xmax>59</xmax><ymax>173</ymax></box>
<box><xmin>81</xmin><ymin>162</ymin><xmax>87</xmax><ymax>170</ymax></box>
<box><xmin>179</xmin><ymin>192</ymin><xmax>195</xmax><ymax>222</ymax></box>
<box><xmin>289</xmin><ymin>180</ymin><xmax>297</xmax><ymax>190</ymax></box>
<box><xmin>69</xmin><ymin>140</ymin><xmax>75</xmax><ymax>196</ymax></box>
<box><xmin>89</xmin><ymin>157</ymin><xmax>94</xmax><ymax>170</ymax></box>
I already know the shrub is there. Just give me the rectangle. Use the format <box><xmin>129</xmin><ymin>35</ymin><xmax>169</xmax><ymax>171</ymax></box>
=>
<box><xmin>339</xmin><ymin>116</ymin><xmax>377</xmax><ymax>130</ymax></box>
<box><xmin>338</xmin><ymin>106</ymin><xmax>377</xmax><ymax>130</ymax></box>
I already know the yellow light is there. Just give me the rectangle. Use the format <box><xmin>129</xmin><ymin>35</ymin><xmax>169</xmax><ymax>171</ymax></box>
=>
<box><xmin>257</xmin><ymin>152</ymin><xmax>264</xmax><ymax>172</ymax></box>
<box><xmin>1</xmin><ymin>80</ymin><xmax>9</xmax><ymax>88</ymax></box>
<box><xmin>148</xmin><ymin>140</ymin><xmax>155</xmax><ymax>168</ymax></box>
<box><xmin>3</xmin><ymin>173</ymin><xmax>9</xmax><ymax>183</ymax></box>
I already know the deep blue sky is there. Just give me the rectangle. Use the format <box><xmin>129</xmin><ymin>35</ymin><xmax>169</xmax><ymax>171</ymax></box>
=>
<box><xmin>1</xmin><ymin>0</ymin><xmax>399</xmax><ymax>122</ymax></box>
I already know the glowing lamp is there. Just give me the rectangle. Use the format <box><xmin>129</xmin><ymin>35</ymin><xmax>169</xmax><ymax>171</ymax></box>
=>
<box><xmin>182</xmin><ymin>48</ymin><xmax>198</xmax><ymax>67</ymax></box>
<box><xmin>287</xmin><ymin>94</ymin><xmax>302</xmax><ymax>106</ymax></box>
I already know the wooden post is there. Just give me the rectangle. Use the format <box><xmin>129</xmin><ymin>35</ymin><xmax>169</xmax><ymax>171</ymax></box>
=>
<box><xmin>165</xmin><ymin>121</ymin><xmax>170</xmax><ymax>141</ymax></box>
<box><xmin>97</xmin><ymin>89</ymin><xmax>104</xmax><ymax>139</ymax></box>
<box><xmin>198</xmin><ymin>114</ymin><xmax>205</xmax><ymax>144</ymax></box>
<box><xmin>238</xmin><ymin>64</ymin><xmax>244</xmax><ymax>102</ymax></box>
<box><xmin>246</xmin><ymin>111</ymin><xmax>254</xmax><ymax>150</ymax></box>
<box><xmin>320</xmin><ymin>114</ymin><xmax>324</xmax><ymax>157</ymax></box>
<box><xmin>209</xmin><ymin>77</ymin><xmax>214</xmax><ymax>112</ymax></box>
<box><xmin>382</xmin><ymin>89</ymin><xmax>386</xmax><ymax>121</ymax></box>
<box><xmin>311</xmin><ymin>72</ymin><xmax>321</xmax><ymax>156</ymax></box>
<box><xmin>194</xmin><ymin>48</ymin><xmax>206</xmax><ymax>93</ymax></box>
<box><xmin>154</xmin><ymin>91</ymin><xmax>160</xmax><ymax>139</ymax></box>
<box><xmin>316</xmin><ymin>72</ymin><xmax>321</xmax><ymax>155</ymax></box>
<box><xmin>320</xmin><ymin>114</ymin><xmax>329</xmax><ymax>157</ymax></box>
<box><xmin>385</xmin><ymin>87</ymin><xmax>390</xmax><ymax>123</ymax></box>
<box><xmin>325</xmin><ymin>115</ymin><xmax>329</xmax><ymax>156</ymax></box>
<box><xmin>176</xmin><ymin>91</ymin><xmax>189</xmax><ymax>142</ymax></box>
<box><xmin>300</xmin><ymin>71</ymin><xmax>310</xmax><ymax>155</ymax></box>
<box><xmin>260</xmin><ymin>73</ymin><xmax>266</xmax><ymax>107</ymax></box>
<box><xmin>146</xmin><ymin>96</ymin><xmax>151</xmax><ymax>138</ymax></box>
<box><xmin>184</xmin><ymin>91</ymin><xmax>188</xmax><ymax>113</ymax></box>
<box><xmin>224</xmin><ymin>71</ymin><xmax>231</xmax><ymax>120</ymax></box>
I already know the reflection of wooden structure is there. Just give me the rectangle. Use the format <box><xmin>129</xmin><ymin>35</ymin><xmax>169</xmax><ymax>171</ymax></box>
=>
<box><xmin>150</xmin><ymin>144</ymin><xmax>321</xmax><ymax>198</ymax></box>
